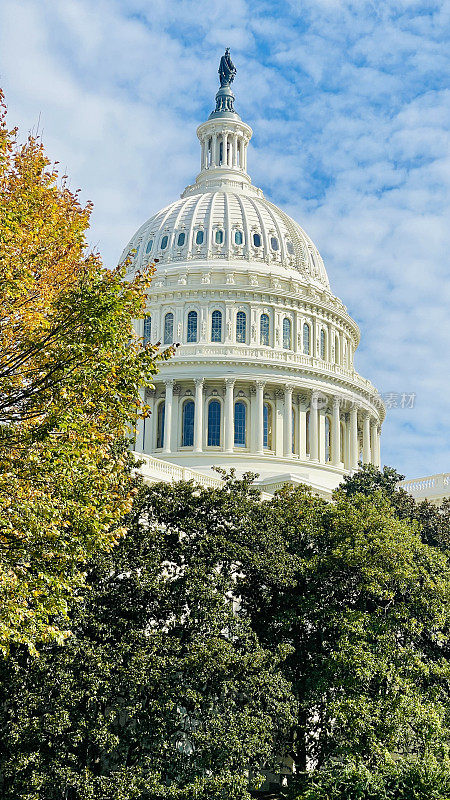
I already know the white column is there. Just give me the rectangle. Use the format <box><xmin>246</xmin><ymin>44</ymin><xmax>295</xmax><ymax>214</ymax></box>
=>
<box><xmin>275</xmin><ymin>389</ymin><xmax>284</xmax><ymax>456</ymax></box>
<box><xmin>256</xmin><ymin>380</ymin><xmax>265</xmax><ymax>455</ymax></box>
<box><xmin>331</xmin><ymin>397</ymin><xmax>341</xmax><ymax>465</ymax></box>
<box><xmin>362</xmin><ymin>413</ymin><xmax>371</xmax><ymax>464</ymax></box>
<box><xmin>232</xmin><ymin>133</ymin><xmax>238</xmax><ymax>166</ymax></box>
<box><xmin>310</xmin><ymin>391</ymin><xmax>319</xmax><ymax>461</ymax></box>
<box><xmin>242</xmin><ymin>137</ymin><xmax>247</xmax><ymax>171</ymax></box>
<box><xmin>371</xmin><ymin>421</ymin><xmax>379</xmax><ymax>467</ymax></box>
<box><xmin>224</xmin><ymin>378</ymin><xmax>235</xmax><ymax>452</ymax></box>
<box><xmin>377</xmin><ymin>426</ymin><xmax>382</xmax><ymax>467</ymax></box>
<box><xmin>162</xmin><ymin>379</ymin><xmax>173</xmax><ymax>455</ymax></box>
<box><xmin>284</xmin><ymin>385</ymin><xmax>293</xmax><ymax>457</ymax></box>
<box><xmin>299</xmin><ymin>400</ymin><xmax>307</xmax><ymax>460</ymax></box>
<box><xmin>221</xmin><ymin>133</ymin><xmax>227</xmax><ymax>165</ymax></box>
<box><xmin>194</xmin><ymin>378</ymin><xmax>204</xmax><ymax>453</ymax></box>
<box><xmin>212</xmin><ymin>135</ymin><xmax>218</xmax><ymax>166</ymax></box>
<box><xmin>350</xmin><ymin>406</ymin><xmax>358</xmax><ymax>469</ymax></box>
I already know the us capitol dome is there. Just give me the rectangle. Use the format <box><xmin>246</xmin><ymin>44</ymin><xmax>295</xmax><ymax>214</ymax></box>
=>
<box><xmin>123</xmin><ymin>51</ymin><xmax>385</xmax><ymax>498</ymax></box>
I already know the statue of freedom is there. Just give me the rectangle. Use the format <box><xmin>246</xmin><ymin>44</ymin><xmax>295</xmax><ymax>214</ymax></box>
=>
<box><xmin>218</xmin><ymin>48</ymin><xmax>237</xmax><ymax>87</ymax></box>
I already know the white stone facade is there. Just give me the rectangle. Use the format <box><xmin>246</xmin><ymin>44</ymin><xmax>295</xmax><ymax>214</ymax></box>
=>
<box><xmin>123</xmin><ymin>74</ymin><xmax>385</xmax><ymax>498</ymax></box>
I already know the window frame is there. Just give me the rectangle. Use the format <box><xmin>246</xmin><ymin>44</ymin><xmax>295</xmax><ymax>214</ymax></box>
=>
<box><xmin>234</xmin><ymin>400</ymin><xmax>247</xmax><ymax>447</ymax></box>
<box><xmin>181</xmin><ymin>399</ymin><xmax>195</xmax><ymax>447</ymax></box>
<box><xmin>236</xmin><ymin>310</ymin><xmax>247</xmax><ymax>344</ymax></box>
<box><xmin>186</xmin><ymin>310</ymin><xmax>198</xmax><ymax>343</ymax></box>
<box><xmin>163</xmin><ymin>312</ymin><xmax>174</xmax><ymax>345</ymax></box>
<box><xmin>211</xmin><ymin>309</ymin><xmax>223</xmax><ymax>343</ymax></box>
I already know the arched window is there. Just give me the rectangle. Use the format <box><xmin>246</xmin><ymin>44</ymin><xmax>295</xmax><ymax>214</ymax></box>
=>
<box><xmin>325</xmin><ymin>416</ymin><xmax>331</xmax><ymax>462</ymax></box>
<box><xmin>161</xmin><ymin>235</ymin><xmax>168</xmax><ymax>250</ymax></box>
<box><xmin>234</xmin><ymin>401</ymin><xmax>246</xmax><ymax>446</ymax></box>
<box><xmin>145</xmin><ymin>239</ymin><xmax>153</xmax><ymax>254</ymax></box>
<box><xmin>207</xmin><ymin>400</ymin><xmax>221</xmax><ymax>446</ymax></box>
<box><xmin>156</xmin><ymin>401</ymin><xmax>165</xmax><ymax>449</ymax></box>
<box><xmin>235</xmin><ymin>230</ymin><xmax>243</xmax><ymax>245</ymax></box>
<box><xmin>211</xmin><ymin>310</ymin><xmax>222</xmax><ymax>342</ymax></box>
<box><xmin>287</xmin><ymin>241</ymin><xmax>294</xmax><ymax>255</ymax></box>
<box><xmin>143</xmin><ymin>315</ymin><xmax>151</xmax><ymax>345</ymax></box>
<box><xmin>236</xmin><ymin>311</ymin><xmax>246</xmax><ymax>343</ymax></box>
<box><xmin>196</xmin><ymin>230</ymin><xmax>204</xmax><ymax>245</ymax></box>
<box><xmin>177</xmin><ymin>232</ymin><xmax>185</xmax><ymax>246</ymax></box>
<box><xmin>182</xmin><ymin>400</ymin><xmax>195</xmax><ymax>447</ymax></box>
<box><xmin>270</xmin><ymin>236</ymin><xmax>279</xmax><ymax>251</ymax></box>
<box><xmin>303</xmin><ymin>323</ymin><xmax>310</xmax><ymax>355</ymax></box>
<box><xmin>215</xmin><ymin>229</ymin><xmax>224</xmax><ymax>244</ymax></box>
<box><xmin>263</xmin><ymin>403</ymin><xmax>272</xmax><ymax>449</ymax></box>
<box><xmin>283</xmin><ymin>317</ymin><xmax>291</xmax><ymax>350</ymax></box>
<box><xmin>335</xmin><ymin>335</ymin><xmax>340</xmax><ymax>364</ymax></box>
<box><xmin>253</xmin><ymin>232</ymin><xmax>261</xmax><ymax>247</ymax></box>
<box><xmin>260</xmin><ymin>313</ymin><xmax>269</xmax><ymax>346</ymax></box>
<box><xmin>187</xmin><ymin>311</ymin><xmax>198</xmax><ymax>343</ymax></box>
<box><xmin>320</xmin><ymin>329</ymin><xmax>326</xmax><ymax>360</ymax></box>
<box><xmin>306</xmin><ymin>410</ymin><xmax>310</xmax><ymax>455</ymax></box>
<box><xmin>164</xmin><ymin>313</ymin><xmax>174</xmax><ymax>345</ymax></box>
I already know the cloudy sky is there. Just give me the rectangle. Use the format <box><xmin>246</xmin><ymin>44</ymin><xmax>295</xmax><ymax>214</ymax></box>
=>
<box><xmin>1</xmin><ymin>0</ymin><xmax>449</xmax><ymax>479</ymax></box>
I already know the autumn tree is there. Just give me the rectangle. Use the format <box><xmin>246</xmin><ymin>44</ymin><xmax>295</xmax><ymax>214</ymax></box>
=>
<box><xmin>0</xmin><ymin>89</ymin><xmax>170</xmax><ymax>654</ymax></box>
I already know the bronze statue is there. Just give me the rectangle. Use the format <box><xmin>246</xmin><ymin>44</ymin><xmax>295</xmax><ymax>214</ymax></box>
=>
<box><xmin>218</xmin><ymin>48</ymin><xmax>236</xmax><ymax>87</ymax></box>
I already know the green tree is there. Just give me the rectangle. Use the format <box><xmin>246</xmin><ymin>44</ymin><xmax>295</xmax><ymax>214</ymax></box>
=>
<box><xmin>0</xmin><ymin>480</ymin><xmax>295</xmax><ymax>800</ymax></box>
<box><xmin>0</xmin><ymin>90</ymin><xmax>170</xmax><ymax>654</ymax></box>
<box><xmin>337</xmin><ymin>463</ymin><xmax>450</xmax><ymax>552</ymax></box>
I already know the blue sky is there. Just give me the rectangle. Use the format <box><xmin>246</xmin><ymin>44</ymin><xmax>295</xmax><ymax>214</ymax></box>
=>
<box><xmin>1</xmin><ymin>0</ymin><xmax>449</xmax><ymax>478</ymax></box>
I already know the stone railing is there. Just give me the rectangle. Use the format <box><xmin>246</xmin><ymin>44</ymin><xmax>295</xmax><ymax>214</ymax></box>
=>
<box><xmin>168</xmin><ymin>344</ymin><xmax>379</xmax><ymax>399</ymax></box>
<box><xmin>133</xmin><ymin>452</ymin><xmax>274</xmax><ymax>499</ymax></box>
<box><xmin>398</xmin><ymin>473</ymin><xmax>450</xmax><ymax>502</ymax></box>
<box><xmin>133</xmin><ymin>453</ymin><xmax>225</xmax><ymax>489</ymax></box>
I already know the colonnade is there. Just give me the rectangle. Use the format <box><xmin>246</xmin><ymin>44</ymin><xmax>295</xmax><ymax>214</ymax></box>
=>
<box><xmin>139</xmin><ymin>379</ymin><xmax>381</xmax><ymax>470</ymax></box>
<box><xmin>200</xmin><ymin>130</ymin><xmax>248</xmax><ymax>172</ymax></box>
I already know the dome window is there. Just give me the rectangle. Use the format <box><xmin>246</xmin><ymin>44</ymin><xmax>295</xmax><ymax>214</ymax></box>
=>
<box><xmin>143</xmin><ymin>315</ymin><xmax>151</xmax><ymax>346</ymax></box>
<box><xmin>207</xmin><ymin>400</ymin><xmax>221</xmax><ymax>446</ymax></box>
<box><xmin>270</xmin><ymin>237</ymin><xmax>279</xmax><ymax>251</ymax></box>
<box><xmin>161</xmin><ymin>235</ymin><xmax>169</xmax><ymax>250</ymax></box>
<box><xmin>236</xmin><ymin>311</ymin><xmax>247</xmax><ymax>343</ymax></box>
<box><xmin>260</xmin><ymin>313</ymin><xmax>270</xmax><ymax>346</ymax></box>
<box><xmin>182</xmin><ymin>401</ymin><xmax>195</xmax><ymax>447</ymax></box>
<box><xmin>303</xmin><ymin>323</ymin><xmax>311</xmax><ymax>355</ymax></box>
<box><xmin>196</xmin><ymin>230</ymin><xmax>204</xmax><ymax>245</ymax></box>
<box><xmin>145</xmin><ymin>239</ymin><xmax>153</xmax><ymax>254</ymax></box>
<box><xmin>164</xmin><ymin>313</ymin><xmax>174</xmax><ymax>344</ymax></box>
<box><xmin>177</xmin><ymin>232</ymin><xmax>185</xmax><ymax>246</ymax></box>
<box><xmin>156</xmin><ymin>401</ymin><xmax>165</xmax><ymax>449</ymax></box>
<box><xmin>263</xmin><ymin>403</ymin><xmax>273</xmax><ymax>449</ymax></box>
<box><xmin>253</xmin><ymin>233</ymin><xmax>262</xmax><ymax>247</ymax></box>
<box><xmin>211</xmin><ymin>310</ymin><xmax>222</xmax><ymax>342</ymax></box>
<box><xmin>320</xmin><ymin>329</ymin><xmax>326</xmax><ymax>360</ymax></box>
<box><xmin>283</xmin><ymin>317</ymin><xmax>292</xmax><ymax>350</ymax></box>
<box><xmin>287</xmin><ymin>241</ymin><xmax>294</xmax><ymax>255</ymax></box>
<box><xmin>235</xmin><ymin>230</ymin><xmax>243</xmax><ymax>245</ymax></box>
<box><xmin>215</xmin><ymin>229</ymin><xmax>224</xmax><ymax>245</ymax></box>
<box><xmin>234</xmin><ymin>401</ymin><xmax>246</xmax><ymax>447</ymax></box>
<box><xmin>187</xmin><ymin>310</ymin><xmax>198</xmax><ymax>343</ymax></box>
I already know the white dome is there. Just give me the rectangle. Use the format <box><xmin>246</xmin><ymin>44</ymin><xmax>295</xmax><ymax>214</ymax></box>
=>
<box><xmin>126</xmin><ymin>53</ymin><xmax>384</xmax><ymax>500</ymax></box>
<box><xmin>122</xmin><ymin>189</ymin><xmax>330</xmax><ymax>290</ymax></box>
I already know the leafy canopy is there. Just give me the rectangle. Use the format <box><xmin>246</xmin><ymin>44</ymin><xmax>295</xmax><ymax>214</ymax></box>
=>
<box><xmin>0</xmin><ymin>89</ymin><xmax>171</xmax><ymax>654</ymax></box>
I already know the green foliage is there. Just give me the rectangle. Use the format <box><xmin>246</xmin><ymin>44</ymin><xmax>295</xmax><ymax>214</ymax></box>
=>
<box><xmin>293</xmin><ymin>756</ymin><xmax>450</xmax><ymax>799</ymax></box>
<box><xmin>1</xmin><ymin>471</ymin><xmax>450</xmax><ymax>799</ymax></box>
<box><xmin>0</xmin><ymin>479</ymin><xmax>295</xmax><ymax>799</ymax></box>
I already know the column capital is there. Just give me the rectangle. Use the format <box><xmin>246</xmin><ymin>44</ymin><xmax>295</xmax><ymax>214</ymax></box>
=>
<box><xmin>333</xmin><ymin>395</ymin><xmax>341</xmax><ymax>408</ymax></box>
<box><xmin>225</xmin><ymin>377</ymin><xmax>235</xmax><ymax>388</ymax></box>
<box><xmin>194</xmin><ymin>377</ymin><xmax>204</xmax><ymax>388</ymax></box>
<box><xmin>284</xmin><ymin>384</ymin><xmax>294</xmax><ymax>394</ymax></box>
<box><xmin>165</xmin><ymin>378</ymin><xmax>174</xmax><ymax>388</ymax></box>
<box><xmin>255</xmin><ymin>380</ymin><xmax>266</xmax><ymax>390</ymax></box>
